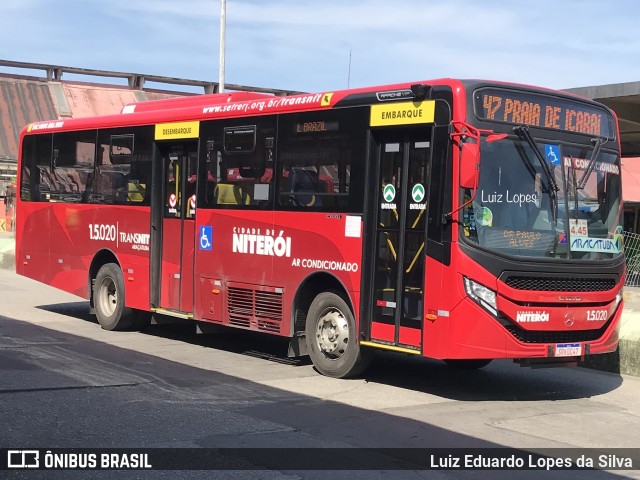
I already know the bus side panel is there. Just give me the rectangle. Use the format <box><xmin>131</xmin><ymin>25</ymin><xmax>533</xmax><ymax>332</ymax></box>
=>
<box><xmin>49</xmin><ymin>205</ymin><xmax>93</xmax><ymax>298</ymax></box>
<box><xmin>194</xmin><ymin>210</ymin><xmax>274</xmax><ymax>326</ymax></box>
<box><xmin>16</xmin><ymin>202</ymin><xmax>51</xmax><ymax>285</ymax></box>
<box><xmin>273</xmin><ymin>212</ymin><xmax>363</xmax><ymax>334</ymax></box>
<box><xmin>109</xmin><ymin>208</ymin><xmax>152</xmax><ymax>311</ymax></box>
<box><xmin>43</xmin><ymin>204</ymin><xmax>152</xmax><ymax>308</ymax></box>
<box><xmin>423</xmin><ymin>245</ymin><xmax>513</xmax><ymax>359</ymax></box>
<box><xmin>422</xmin><ymin>256</ymin><xmax>449</xmax><ymax>359</ymax></box>
<box><xmin>193</xmin><ymin>210</ymin><xmax>362</xmax><ymax>336</ymax></box>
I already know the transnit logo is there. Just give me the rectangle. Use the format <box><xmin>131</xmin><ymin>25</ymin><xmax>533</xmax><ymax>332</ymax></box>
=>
<box><xmin>516</xmin><ymin>311</ymin><xmax>550</xmax><ymax>323</ymax></box>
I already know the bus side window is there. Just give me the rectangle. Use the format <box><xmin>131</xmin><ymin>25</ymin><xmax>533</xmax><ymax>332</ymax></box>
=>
<box><xmin>199</xmin><ymin>117</ymin><xmax>276</xmax><ymax>209</ymax></box>
<box><xmin>276</xmin><ymin>108</ymin><xmax>367</xmax><ymax>212</ymax></box>
<box><xmin>50</xmin><ymin>131</ymin><xmax>96</xmax><ymax>203</ymax></box>
<box><xmin>92</xmin><ymin>127</ymin><xmax>153</xmax><ymax>205</ymax></box>
<box><xmin>20</xmin><ymin>133</ymin><xmax>53</xmax><ymax>202</ymax></box>
<box><xmin>95</xmin><ymin>134</ymin><xmax>120</xmax><ymax>204</ymax></box>
<box><xmin>127</xmin><ymin>129</ymin><xmax>153</xmax><ymax>205</ymax></box>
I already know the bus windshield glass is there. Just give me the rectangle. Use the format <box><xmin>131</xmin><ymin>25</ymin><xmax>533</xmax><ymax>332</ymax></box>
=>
<box><xmin>462</xmin><ymin>135</ymin><xmax>622</xmax><ymax>260</ymax></box>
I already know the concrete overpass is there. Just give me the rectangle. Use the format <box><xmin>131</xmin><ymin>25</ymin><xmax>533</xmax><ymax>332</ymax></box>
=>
<box><xmin>566</xmin><ymin>82</ymin><xmax>640</xmax><ymax>156</ymax></box>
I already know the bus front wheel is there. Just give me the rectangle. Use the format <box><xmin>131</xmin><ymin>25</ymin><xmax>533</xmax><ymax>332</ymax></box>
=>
<box><xmin>94</xmin><ymin>263</ymin><xmax>133</xmax><ymax>331</ymax></box>
<box><xmin>305</xmin><ymin>291</ymin><xmax>372</xmax><ymax>378</ymax></box>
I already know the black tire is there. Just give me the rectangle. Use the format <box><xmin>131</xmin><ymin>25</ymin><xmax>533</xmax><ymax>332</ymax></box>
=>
<box><xmin>93</xmin><ymin>263</ymin><xmax>134</xmax><ymax>331</ymax></box>
<box><xmin>444</xmin><ymin>359</ymin><xmax>493</xmax><ymax>370</ymax></box>
<box><xmin>305</xmin><ymin>291</ymin><xmax>372</xmax><ymax>378</ymax></box>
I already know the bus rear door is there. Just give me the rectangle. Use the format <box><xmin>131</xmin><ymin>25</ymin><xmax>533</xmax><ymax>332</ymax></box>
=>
<box><xmin>156</xmin><ymin>141</ymin><xmax>199</xmax><ymax>314</ymax></box>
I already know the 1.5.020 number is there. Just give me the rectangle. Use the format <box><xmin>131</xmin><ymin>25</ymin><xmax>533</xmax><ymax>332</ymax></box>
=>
<box><xmin>89</xmin><ymin>223</ymin><xmax>116</xmax><ymax>242</ymax></box>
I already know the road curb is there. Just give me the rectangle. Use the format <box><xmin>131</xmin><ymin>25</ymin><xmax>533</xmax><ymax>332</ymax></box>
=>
<box><xmin>605</xmin><ymin>290</ymin><xmax>640</xmax><ymax>377</ymax></box>
<box><xmin>0</xmin><ymin>236</ymin><xmax>14</xmax><ymax>270</ymax></box>
<box><xmin>619</xmin><ymin>338</ymin><xmax>640</xmax><ymax>376</ymax></box>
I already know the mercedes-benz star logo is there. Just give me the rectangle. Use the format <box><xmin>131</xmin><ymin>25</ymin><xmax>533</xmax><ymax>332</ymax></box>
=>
<box><xmin>564</xmin><ymin>312</ymin><xmax>575</xmax><ymax>327</ymax></box>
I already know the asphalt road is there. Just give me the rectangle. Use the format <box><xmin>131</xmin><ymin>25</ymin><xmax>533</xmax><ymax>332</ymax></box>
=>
<box><xmin>1</xmin><ymin>269</ymin><xmax>639</xmax><ymax>479</ymax></box>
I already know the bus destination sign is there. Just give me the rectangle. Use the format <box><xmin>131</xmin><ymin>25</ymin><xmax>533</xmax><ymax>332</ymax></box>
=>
<box><xmin>474</xmin><ymin>88</ymin><xmax>614</xmax><ymax>138</ymax></box>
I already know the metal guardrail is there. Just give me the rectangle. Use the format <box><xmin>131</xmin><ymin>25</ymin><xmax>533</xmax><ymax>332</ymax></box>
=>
<box><xmin>0</xmin><ymin>59</ymin><xmax>303</xmax><ymax>96</ymax></box>
<box><xmin>624</xmin><ymin>231</ymin><xmax>640</xmax><ymax>286</ymax></box>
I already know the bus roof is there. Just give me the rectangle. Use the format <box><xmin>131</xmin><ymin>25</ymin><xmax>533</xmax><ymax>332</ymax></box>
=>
<box><xmin>21</xmin><ymin>78</ymin><xmax>614</xmax><ymax>137</ymax></box>
<box><xmin>120</xmin><ymin>91</ymin><xmax>276</xmax><ymax>114</ymax></box>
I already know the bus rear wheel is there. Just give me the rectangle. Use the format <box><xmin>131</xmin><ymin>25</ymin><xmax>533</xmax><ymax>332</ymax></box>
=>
<box><xmin>94</xmin><ymin>263</ymin><xmax>134</xmax><ymax>331</ymax></box>
<box><xmin>444</xmin><ymin>359</ymin><xmax>493</xmax><ymax>370</ymax></box>
<box><xmin>305</xmin><ymin>291</ymin><xmax>372</xmax><ymax>378</ymax></box>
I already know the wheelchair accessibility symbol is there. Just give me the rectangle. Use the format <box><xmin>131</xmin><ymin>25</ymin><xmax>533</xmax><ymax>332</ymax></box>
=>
<box><xmin>545</xmin><ymin>144</ymin><xmax>561</xmax><ymax>166</ymax></box>
<box><xmin>199</xmin><ymin>226</ymin><xmax>212</xmax><ymax>251</ymax></box>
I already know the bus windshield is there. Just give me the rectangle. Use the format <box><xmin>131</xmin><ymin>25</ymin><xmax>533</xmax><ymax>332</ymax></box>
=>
<box><xmin>462</xmin><ymin>134</ymin><xmax>622</xmax><ymax>260</ymax></box>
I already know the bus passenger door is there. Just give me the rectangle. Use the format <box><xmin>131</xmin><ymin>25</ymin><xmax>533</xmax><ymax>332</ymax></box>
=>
<box><xmin>369</xmin><ymin>134</ymin><xmax>430</xmax><ymax>351</ymax></box>
<box><xmin>157</xmin><ymin>141</ymin><xmax>199</xmax><ymax>313</ymax></box>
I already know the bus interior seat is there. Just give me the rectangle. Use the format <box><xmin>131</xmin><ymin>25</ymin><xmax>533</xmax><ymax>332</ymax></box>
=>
<box><xmin>288</xmin><ymin>169</ymin><xmax>323</xmax><ymax>207</ymax></box>
<box><xmin>318</xmin><ymin>175</ymin><xmax>333</xmax><ymax>193</ymax></box>
<box><xmin>127</xmin><ymin>160</ymin><xmax>149</xmax><ymax>203</ymax></box>
<box><xmin>214</xmin><ymin>183</ymin><xmax>250</xmax><ymax>205</ymax></box>
<box><xmin>127</xmin><ymin>181</ymin><xmax>146</xmax><ymax>203</ymax></box>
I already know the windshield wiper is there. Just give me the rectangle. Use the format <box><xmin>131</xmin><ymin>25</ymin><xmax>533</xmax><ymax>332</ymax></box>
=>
<box><xmin>570</xmin><ymin>162</ymin><xmax>579</xmax><ymax>213</ymax></box>
<box><xmin>513</xmin><ymin>125</ymin><xmax>559</xmax><ymax>194</ymax></box>
<box><xmin>513</xmin><ymin>125</ymin><xmax>559</xmax><ymax>223</ymax></box>
<box><xmin>577</xmin><ymin>137</ymin><xmax>606</xmax><ymax>189</ymax></box>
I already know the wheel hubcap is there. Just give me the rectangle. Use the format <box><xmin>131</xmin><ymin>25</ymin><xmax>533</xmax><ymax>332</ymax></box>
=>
<box><xmin>315</xmin><ymin>308</ymin><xmax>349</xmax><ymax>359</ymax></box>
<box><xmin>98</xmin><ymin>277</ymin><xmax>117</xmax><ymax>317</ymax></box>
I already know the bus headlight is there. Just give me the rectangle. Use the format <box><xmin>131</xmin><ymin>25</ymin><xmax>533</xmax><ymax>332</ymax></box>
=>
<box><xmin>464</xmin><ymin>277</ymin><xmax>498</xmax><ymax>316</ymax></box>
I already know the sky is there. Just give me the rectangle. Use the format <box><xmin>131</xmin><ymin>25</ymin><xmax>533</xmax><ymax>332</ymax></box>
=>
<box><xmin>2</xmin><ymin>0</ymin><xmax>640</xmax><ymax>95</ymax></box>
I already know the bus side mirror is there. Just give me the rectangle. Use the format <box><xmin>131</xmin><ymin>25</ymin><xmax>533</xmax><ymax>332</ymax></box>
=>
<box><xmin>460</xmin><ymin>141</ymin><xmax>479</xmax><ymax>190</ymax></box>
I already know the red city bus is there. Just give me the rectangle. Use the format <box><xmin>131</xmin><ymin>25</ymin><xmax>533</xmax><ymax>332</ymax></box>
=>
<box><xmin>16</xmin><ymin>79</ymin><xmax>625</xmax><ymax>378</ymax></box>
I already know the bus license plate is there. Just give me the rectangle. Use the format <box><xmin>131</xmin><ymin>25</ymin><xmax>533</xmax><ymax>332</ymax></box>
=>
<box><xmin>554</xmin><ymin>343</ymin><xmax>582</xmax><ymax>357</ymax></box>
